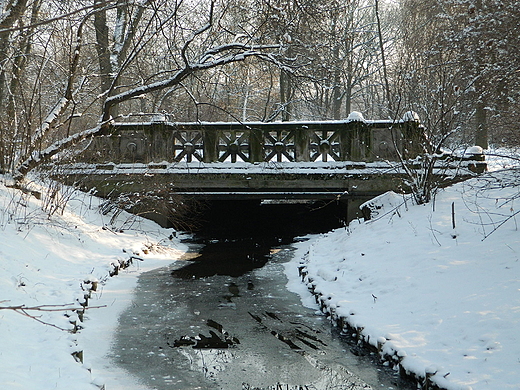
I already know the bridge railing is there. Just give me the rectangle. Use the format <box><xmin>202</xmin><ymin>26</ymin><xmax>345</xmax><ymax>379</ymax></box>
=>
<box><xmin>85</xmin><ymin>112</ymin><xmax>427</xmax><ymax>164</ymax></box>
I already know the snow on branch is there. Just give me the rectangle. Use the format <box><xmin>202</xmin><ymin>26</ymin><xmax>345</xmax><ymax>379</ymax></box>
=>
<box><xmin>104</xmin><ymin>67</ymin><xmax>192</xmax><ymax>109</ymax></box>
<box><xmin>14</xmin><ymin>124</ymin><xmax>104</xmax><ymax>180</ymax></box>
<box><xmin>14</xmin><ymin>6</ymin><xmax>96</xmax><ymax>178</ymax></box>
<box><xmin>104</xmin><ymin>43</ymin><xmax>280</xmax><ymax>115</ymax></box>
<box><xmin>29</xmin><ymin>97</ymin><xmax>70</xmax><ymax>148</ymax></box>
<box><xmin>198</xmin><ymin>43</ymin><xmax>280</xmax><ymax>64</ymax></box>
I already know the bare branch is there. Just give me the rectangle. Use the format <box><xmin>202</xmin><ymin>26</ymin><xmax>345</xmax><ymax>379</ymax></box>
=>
<box><xmin>15</xmin><ymin>5</ymin><xmax>111</xmax><ymax>177</ymax></box>
<box><xmin>13</xmin><ymin>123</ymin><xmax>107</xmax><ymax>180</ymax></box>
<box><xmin>0</xmin><ymin>303</ymin><xmax>106</xmax><ymax>331</ymax></box>
<box><xmin>198</xmin><ymin>43</ymin><xmax>279</xmax><ymax>63</ymax></box>
<box><xmin>0</xmin><ymin>1</ymin><xmax>118</xmax><ymax>34</ymax></box>
<box><xmin>0</xmin><ymin>303</ymin><xmax>105</xmax><ymax>311</ymax></box>
<box><xmin>181</xmin><ymin>0</ymin><xmax>214</xmax><ymax>66</ymax></box>
<box><xmin>103</xmin><ymin>44</ymin><xmax>280</xmax><ymax>118</ymax></box>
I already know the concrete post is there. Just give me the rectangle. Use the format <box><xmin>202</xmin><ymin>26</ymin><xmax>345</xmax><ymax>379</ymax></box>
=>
<box><xmin>203</xmin><ymin>126</ymin><xmax>219</xmax><ymax>162</ymax></box>
<box><xmin>294</xmin><ymin>128</ymin><xmax>310</xmax><ymax>162</ymax></box>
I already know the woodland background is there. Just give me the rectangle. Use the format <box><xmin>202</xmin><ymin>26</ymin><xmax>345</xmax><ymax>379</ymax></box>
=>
<box><xmin>0</xmin><ymin>0</ymin><xmax>518</xmax><ymax>177</ymax></box>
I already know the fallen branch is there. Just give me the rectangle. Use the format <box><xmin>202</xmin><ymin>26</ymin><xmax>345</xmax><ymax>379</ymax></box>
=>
<box><xmin>0</xmin><ymin>303</ymin><xmax>106</xmax><ymax>331</ymax></box>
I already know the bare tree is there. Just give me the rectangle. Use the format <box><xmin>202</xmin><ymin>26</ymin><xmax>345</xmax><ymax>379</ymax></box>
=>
<box><xmin>3</xmin><ymin>0</ymin><xmax>282</xmax><ymax>181</ymax></box>
<box><xmin>0</xmin><ymin>0</ymin><xmax>30</xmax><ymax>171</ymax></box>
<box><xmin>395</xmin><ymin>0</ymin><xmax>520</xmax><ymax>149</ymax></box>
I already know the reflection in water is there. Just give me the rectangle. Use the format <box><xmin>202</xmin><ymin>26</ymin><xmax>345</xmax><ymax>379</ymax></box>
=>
<box><xmin>177</xmin><ymin>348</ymin><xmax>235</xmax><ymax>381</ymax></box>
<box><xmin>177</xmin><ymin>345</ymin><xmax>371</xmax><ymax>390</ymax></box>
<box><xmin>171</xmin><ymin>238</ymin><xmax>272</xmax><ymax>278</ymax></box>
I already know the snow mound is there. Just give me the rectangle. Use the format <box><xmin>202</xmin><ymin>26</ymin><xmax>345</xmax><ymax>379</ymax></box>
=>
<box><xmin>402</xmin><ymin>111</ymin><xmax>421</xmax><ymax>122</ymax></box>
<box><xmin>359</xmin><ymin>191</ymin><xmax>408</xmax><ymax>221</ymax></box>
<box><xmin>346</xmin><ymin>111</ymin><xmax>366</xmax><ymax>122</ymax></box>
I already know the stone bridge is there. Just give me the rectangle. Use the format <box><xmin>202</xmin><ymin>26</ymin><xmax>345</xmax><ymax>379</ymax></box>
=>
<box><xmin>56</xmin><ymin>113</ymin><xmax>485</xmax><ymax>202</ymax></box>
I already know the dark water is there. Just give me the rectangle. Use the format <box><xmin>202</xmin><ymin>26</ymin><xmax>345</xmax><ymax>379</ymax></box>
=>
<box><xmin>172</xmin><ymin>199</ymin><xmax>355</xmax><ymax>278</ymax></box>
<box><xmin>110</xmin><ymin>200</ymin><xmax>414</xmax><ymax>390</ymax></box>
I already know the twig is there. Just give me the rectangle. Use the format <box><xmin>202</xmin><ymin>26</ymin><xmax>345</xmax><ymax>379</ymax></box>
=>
<box><xmin>481</xmin><ymin>209</ymin><xmax>520</xmax><ymax>241</ymax></box>
<box><xmin>0</xmin><ymin>303</ymin><xmax>105</xmax><ymax>311</ymax></box>
<box><xmin>452</xmin><ymin>202</ymin><xmax>456</xmax><ymax>229</ymax></box>
<box><xmin>428</xmin><ymin>215</ymin><xmax>442</xmax><ymax>247</ymax></box>
<box><xmin>0</xmin><ymin>303</ymin><xmax>106</xmax><ymax>331</ymax></box>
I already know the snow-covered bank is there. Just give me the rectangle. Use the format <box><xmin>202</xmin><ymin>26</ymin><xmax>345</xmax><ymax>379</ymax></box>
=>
<box><xmin>285</xmin><ymin>169</ymin><xmax>520</xmax><ymax>390</ymax></box>
<box><xmin>0</xmin><ymin>177</ymin><xmax>187</xmax><ymax>390</ymax></box>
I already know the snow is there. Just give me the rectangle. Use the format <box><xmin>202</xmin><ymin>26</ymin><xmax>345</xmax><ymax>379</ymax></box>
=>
<box><xmin>347</xmin><ymin>111</ymin><xmax>366</xmax><ymax>122</ymax></box>
<box><xmin>1</xmin><ymin>150</ymin><xmax>519</xmax><ymax>390</ymax></box>
<box><xmin>58</xmin><ymin>159</ymin><xmax>481</xmax><ymax>178</ymax></box>
<box><xmin>0</xmin><ymin>176</ymin><xmax>188</xmax><ymax>390</ymax></box>
<box><xmin>285</xmin><ymin>165</ymin><xmax>520</xmax><ymax>390</ymax></box>
<box><xmin>466</xmin><ymin>146</ymin><xmax>483</xmax><ymax>155</ymax></box>
<box><xmin>401</xmin><ymin>111</ymin><xmax>421</xmax><ymax>122</ymax></box>
<box><xmin>112</xmin><ymin>113</ymin><xmax>419</xmax><ymax>128</ymax></box>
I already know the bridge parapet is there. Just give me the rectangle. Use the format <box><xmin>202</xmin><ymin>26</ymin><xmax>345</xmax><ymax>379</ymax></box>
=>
<box><xmin>84</xmin><ymin>113</ymin><xmax>427</xmax><ymax>164</ymax></box>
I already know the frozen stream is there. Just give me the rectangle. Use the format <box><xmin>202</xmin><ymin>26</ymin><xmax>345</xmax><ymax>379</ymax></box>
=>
<box><xmin>109</xmin><ymin>242</ymin><xmax>413</xmax><ymax>390</ymax></box>
<box><xmin>109</xmin><ymin>201</ymin><xmax>413</xmax><ymax>389</ymax></box>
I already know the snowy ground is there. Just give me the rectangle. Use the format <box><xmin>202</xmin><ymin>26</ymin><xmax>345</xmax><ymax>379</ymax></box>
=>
<box><xmin>285</xmin><ymin>166</ymin><xmax>520</xmax><ymax>390</ymax></box>
<box><xmin>0</xmin><ymin>177</ymin><xmax>187</xmax><ymax>390</ymax></box>
<box><xmin>1</xmin><ymin>149</ymin><xmax>519</xmax><ymax>390</ymax></box>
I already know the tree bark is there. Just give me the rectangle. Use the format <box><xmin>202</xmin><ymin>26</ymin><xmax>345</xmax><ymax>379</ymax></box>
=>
<box><xmin>94</xmin><ymin>0</ymin><xmax>112</xmax><ymax>96</ymax></box>
<box><xmin>280</xmin><ymin>68</ymin><xmax>292</xmax><ymax>121</ymax></box>
<box><xmin>332</xmin><ymin>47</ymin><xmax>342</xmax><ymax>120</ymax></box>
<box><xmin>94</xmin><ymin>0</ymin><xmax>150</xmax><ymax>117</ymax></box>
<box><xmin>475</xmin><ymin>98</ymin><xmax>488</xmax><ymax>149</ymax></box>
<box><xmin>375</xmin><ymin>0</ymin><xmax>392</xmax><ymax>115</ymax></box>
<box><xmin>0</xmin><ymin>0</ymin><xmax>29</xmax><ymax>170</ymax></box>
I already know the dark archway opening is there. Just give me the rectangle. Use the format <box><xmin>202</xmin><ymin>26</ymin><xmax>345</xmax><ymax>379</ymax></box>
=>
<box><xmin>171</xmin><ymin>198</ymin><xmax>367</xmax><ymax>279</ymax></box>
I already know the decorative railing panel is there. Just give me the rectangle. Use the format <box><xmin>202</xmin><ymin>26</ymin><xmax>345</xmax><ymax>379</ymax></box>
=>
<box><xmin>263</xmin><ymin>129</ymin><xmax>296</xmax><ymax>162</ymax></box>
<box><xmin>218</xmin><ymin>130</ymin><xmax>250</xmax><ymax>162</ymax></box>
<box><xmin>173</xmin><ymin>130</ymin><xmax>203</xmax><ymax>162</ymax></box>
<box><xmin>310</xmin><ymin>129</ymin><xmax>341</xmax><ymax>162</ymax></box>
<box><xmin>85</xmin><ymin>113</ymin><xmax>427</xmax><ymax>164</ymax></box>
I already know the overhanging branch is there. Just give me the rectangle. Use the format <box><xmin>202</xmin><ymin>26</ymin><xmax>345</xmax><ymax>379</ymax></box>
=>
<box><xmin>102</xmin><ymin>43</ymin><xmax>281</xmax><ymax>119</ymax></box>
<box><xmin>0</xmin><ymin>302</ymin><xmax>106</xmax><ymax>331</ymax></box>
<box><xmin>13</xmin><ymin>123</ymin><xmax>105</xmax><ymax>180</ymax></box>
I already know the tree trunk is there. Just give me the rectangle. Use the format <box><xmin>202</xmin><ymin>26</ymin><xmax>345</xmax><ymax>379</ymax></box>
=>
<box><xmin>94</xmin><ymin>0</ymin><xmax>112</xmax><ymax>98</ymax></box>
<box><xmin>0</xmin><ymin>0</ymin><xmax>30</xmax><ymax>170</ymax></box>
<box><xmin>332</xmin><ymin>44</ymin><xmax>342</xmax><ymax>120</ymax></box>
<box><xmin>344</xmin><ymin>81</ymin><xmax>352</xmax><ymax>116</ymax></box>
<box><xmin>375</xmin><ymin>0</ymin><xmax>392</xmax><ymax>115</ymax></box>
<box><xmin>7</xmin><ymin>0</ymin><xmax>41</xmax><ymax>122</ymax></box>
<box><xmin>280</xmin><ymin>69</ymin><xmax>292</xmax><ymax>121</ymax></box>
<box><xmin>94</xmin><ymin>0</ymin><xmax>148</xmax><ymax>118</ymax></box>
<box><xmin>475</xmin><ymin>99</ymin><xmax>488</xmax><ymax>149</ymax></box>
